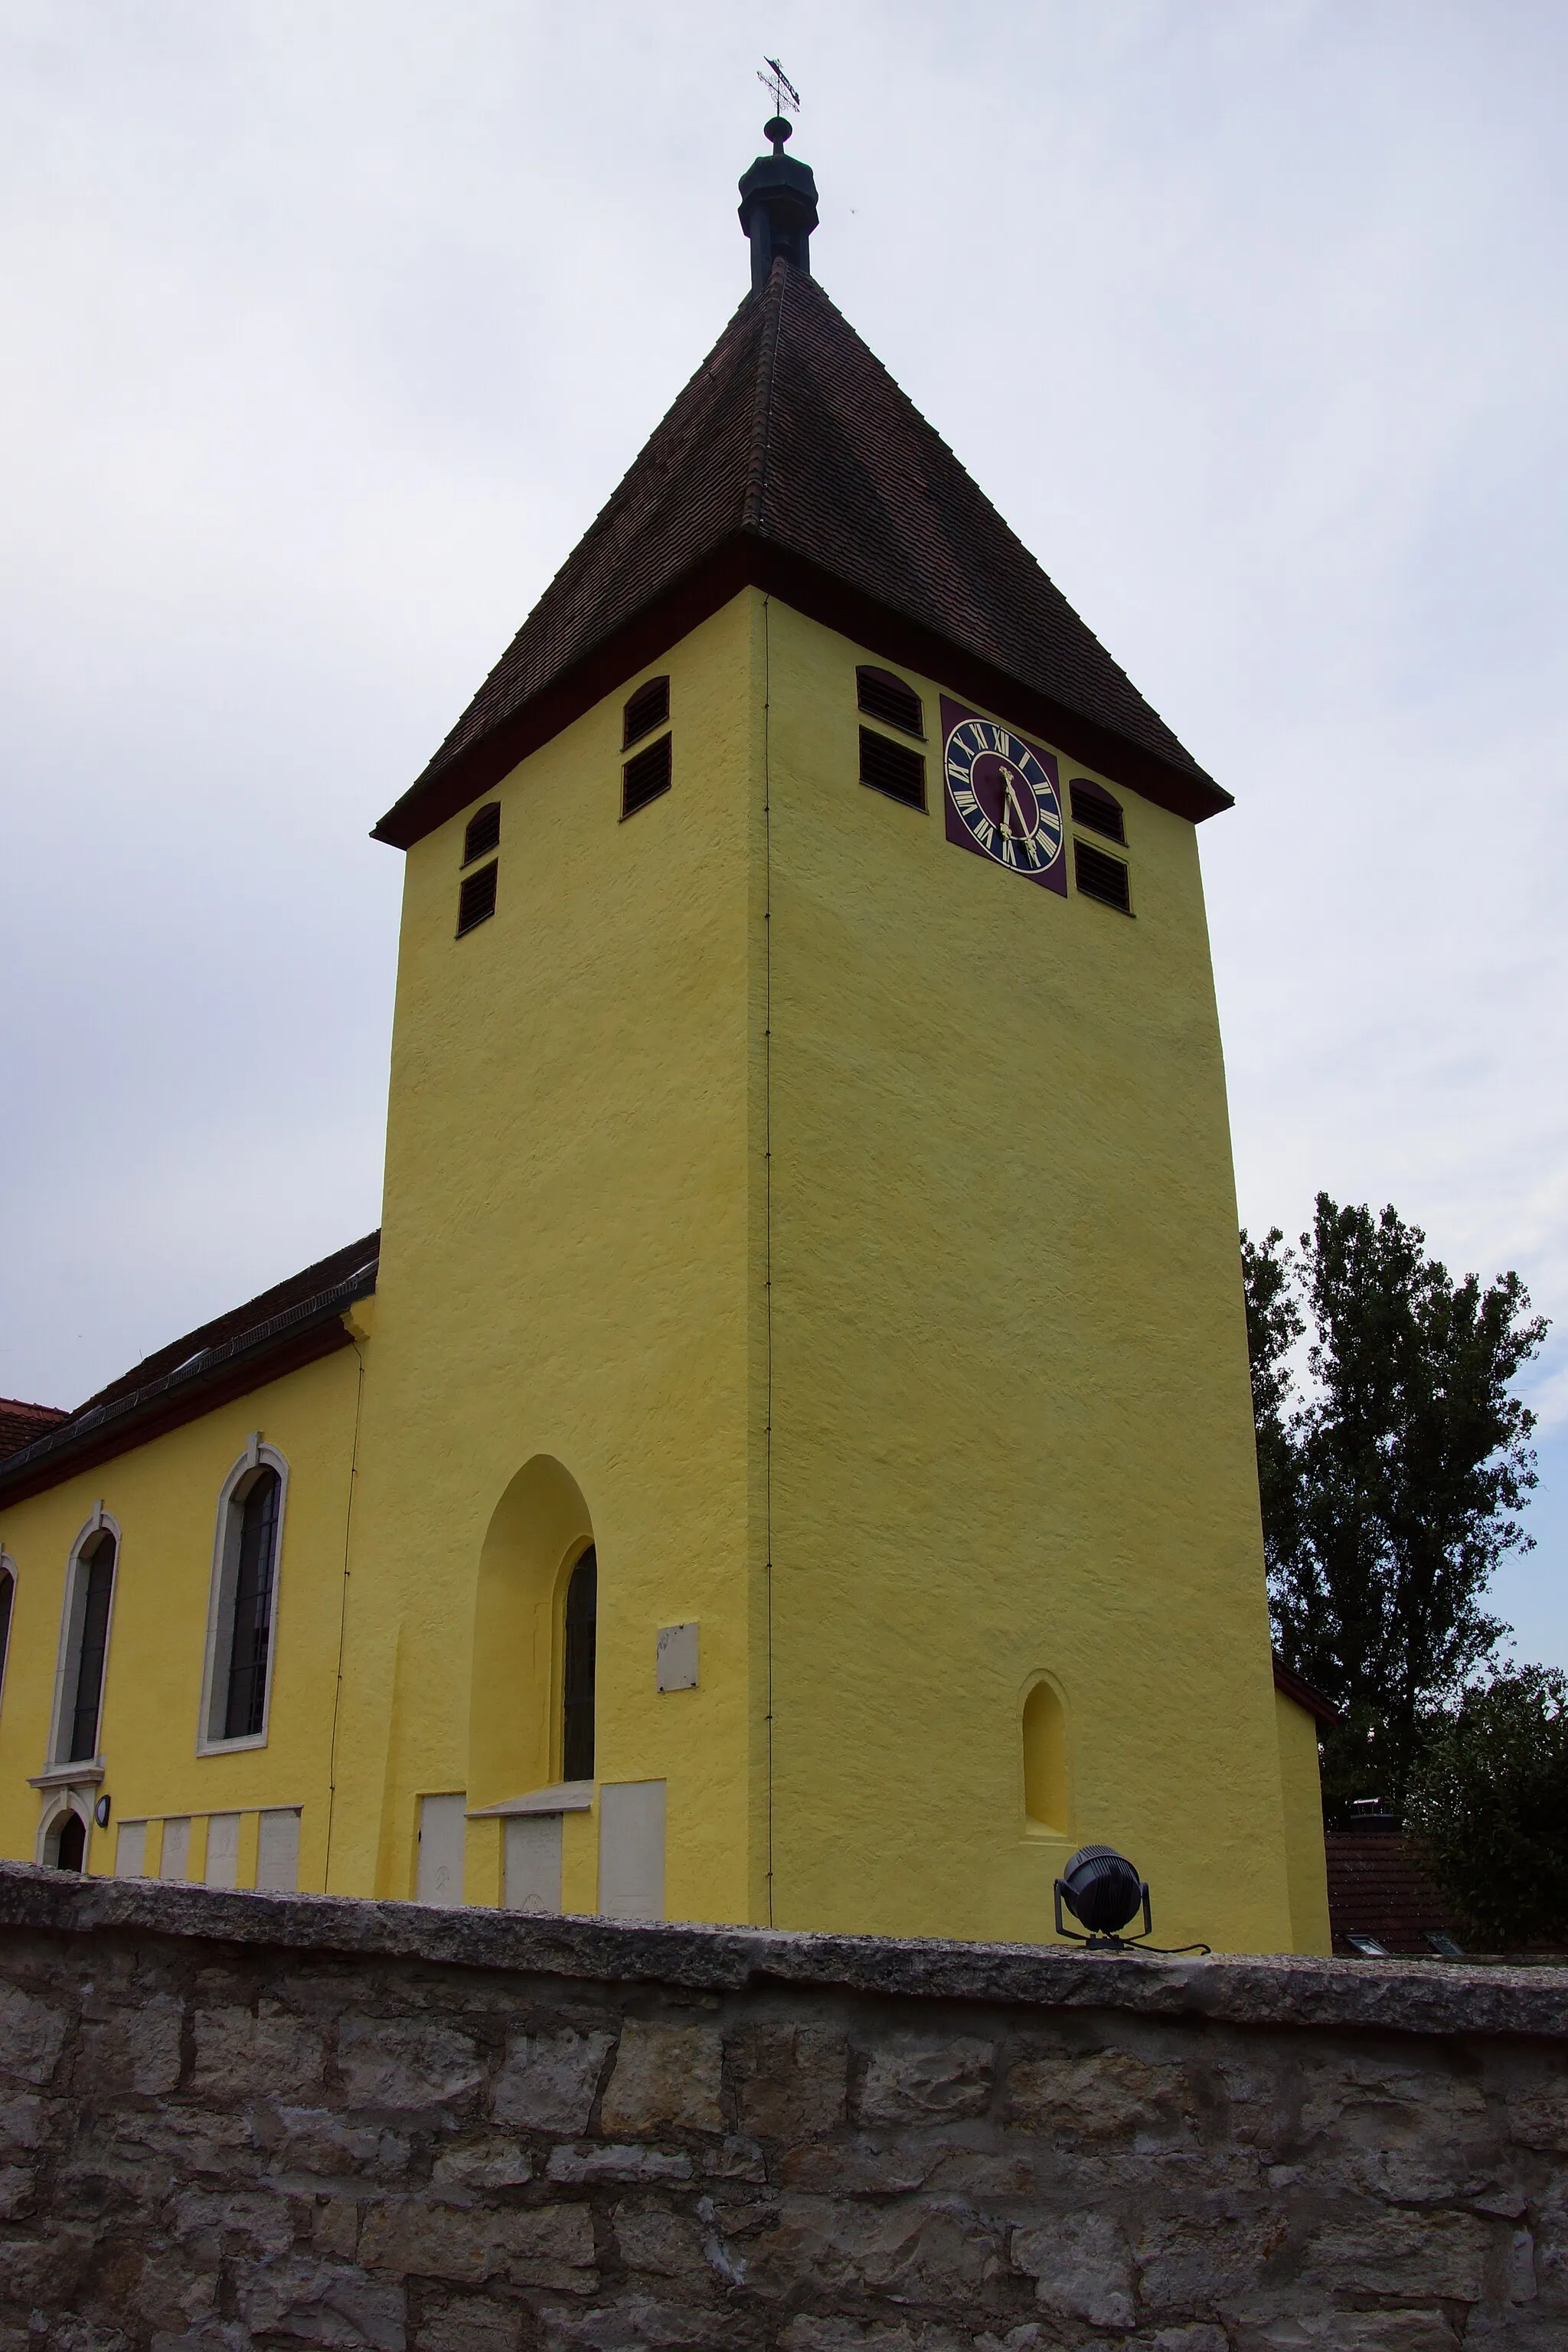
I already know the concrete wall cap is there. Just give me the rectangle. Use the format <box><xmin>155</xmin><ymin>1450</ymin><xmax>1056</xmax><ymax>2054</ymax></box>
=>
<box><xmin>3</xmin><ymin>1860</ymin><xmax>1566</xmax><ymax>2040</ymax></box>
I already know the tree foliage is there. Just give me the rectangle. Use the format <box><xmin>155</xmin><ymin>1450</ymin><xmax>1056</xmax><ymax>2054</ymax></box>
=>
<box><xmin>1241</xmin><ymin>1194</ymin><xmax>1546</xmax><ymax>1811</ymax></box>
<box><xmin>1406</xmin><ymin>1665</ymin><xmax>1568</xmax><ymax>1948</ymax></box>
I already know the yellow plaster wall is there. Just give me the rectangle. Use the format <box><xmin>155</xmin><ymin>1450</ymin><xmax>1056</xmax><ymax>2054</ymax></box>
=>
<box><xmin>0</xmin><ymin>585</ymin><xmax>1321</xmax><ymax>1953</ymax></box>
<box><xmin>327</xmin><ymin>592</ymin><xmax>766</xmax><ymax>1920</ymax></box>
<box><xmin>1275</xmin><ymin>1689</ymin><xmax>1334</xmax><ymax>1955</ymax></box>
<box><xmin>0</xmin><ymin>1345</ymin><xmax>363</xmax><ymax>1886</ymax></box>
<box><xmin>759</xmin><ymin>597</ymin><xmax>1298</xmax><ymax>1952</ymax></box>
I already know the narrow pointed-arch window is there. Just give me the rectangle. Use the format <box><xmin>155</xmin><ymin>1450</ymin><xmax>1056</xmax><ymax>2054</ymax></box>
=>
<box><xmin>225</xmin><ymin>1470</ymin><xmax>281</xmax><ymax>1739</ymax></box>
<box><xmin>64</xmin><ymin>1530</ymin><xmax>117</xmax><ymax>1763</ymax></box>
<box><xmin>562</xmin><ymin>1547</ymin><xmax>597</xmax><ymax>1782</ymax></box>
<box><xmin>201</xmin><ymin>1452</ymin><xmax>286</xmax><ymax>1749</ymax></box>
<box><xmin>0</xmin><ymin>1558</ymin><xmax>14</xmax><ymax>1717</ymax></box>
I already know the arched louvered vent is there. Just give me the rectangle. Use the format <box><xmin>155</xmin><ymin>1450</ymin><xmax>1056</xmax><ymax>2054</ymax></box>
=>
<box><xmin>623</xmin><ymin>677</ymin><xmax>670</xmax><ymax>748</ymax></box>
<box><xmin>463</xmin><ymin>802</ymin><xmax>501</xmax><ymax>864</ymax></box>
<box><xmin>858</xmin><ymin>727</ymin><xmax>926</xmax><ymax>811</ymax></box>
<box><xmin>857</xmin><ymin>667</ymin><xmax>924</xmax><ymax>738</ymax></box>
<box><xmin>1075</xmin><ymin>840</ymin><xmax>1132</xmax><ymax>914</ymax></box>
<box><xmin>1070</xmin><ymin>782</ymin><xmax>1125</xmax><ymax>845</ymax></box>
<box><xmin>622</xmin><ymin>732</ymin><xmax>672</xmax><ymax>818</ymax></box>
<box><xmin>457</xmin><ymin>861</ymin><xmax>498</xmax><ymax>936</ymax></box>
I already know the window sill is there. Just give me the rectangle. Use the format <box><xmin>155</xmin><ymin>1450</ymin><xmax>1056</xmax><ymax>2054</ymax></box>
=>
<box><xmin>468</xmin><ymin>1782</ymin><xmax>594</xmax><ymax>1819</ymax></box>
<box><xmin>195</xmin><ymin>1732</ymin><xmax>269</xmax><ymax>1758</ymax></box>
<box><xmin>30</xmin><ymin>1760</ymin><xmax>105</xmax><ymax>1788</ymax></box>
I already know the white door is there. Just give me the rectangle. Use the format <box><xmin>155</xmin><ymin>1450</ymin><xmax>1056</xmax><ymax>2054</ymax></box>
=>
<box><xmin>504</xmin><ymin>1813</ymin><xmax>564</xmax><ymax>1913</ymax></box>
<box><xmin>416</xmin><ymin>1792</ymin><xmax>466</xmax><ymax>1906</ymax></box>
<box><xmin>597</xmin><ymin>1781</ymin><xmax>665</xmax><ymax>1921</ymax></box>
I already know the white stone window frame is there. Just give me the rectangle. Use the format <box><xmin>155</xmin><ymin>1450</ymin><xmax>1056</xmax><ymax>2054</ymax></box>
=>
<box><xmin>196</xmin><ymin>1436</ymin><xmax>289</xmax><ymax>1756</ymax></box>
<box><xmin>0</xmin><ymin>1550</ymin><xmax>17</xmax><ymax>1723</ymax></box>
<box><xmin>45</xmin><ymin>1504</ymin><xmax>122</xmax><ymax>1772</ymax></box>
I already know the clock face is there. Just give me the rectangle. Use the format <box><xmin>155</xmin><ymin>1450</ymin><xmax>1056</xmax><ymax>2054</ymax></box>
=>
<box><xmin>941</xmin><ymin>701</ymin><xmax>1067</xmax><ymax>893</ymax></box>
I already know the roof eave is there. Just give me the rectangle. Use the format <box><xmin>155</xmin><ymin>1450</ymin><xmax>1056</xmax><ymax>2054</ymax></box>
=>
<box><xmin>0</xmin><ymin>1271</ymin><xmax>375</xmax><ymax>1509</ymax></box>
<box><xmin>372</xmin><ymin>532</ymin><xmax>1230</xmax><ymax>853</ymax></box>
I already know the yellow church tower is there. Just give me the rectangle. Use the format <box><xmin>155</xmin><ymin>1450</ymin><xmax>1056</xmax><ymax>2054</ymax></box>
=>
<box><xmin>0</xmin><ymin>113</ymin><xmax>1331</xmax><ymax>1952</ymax></box>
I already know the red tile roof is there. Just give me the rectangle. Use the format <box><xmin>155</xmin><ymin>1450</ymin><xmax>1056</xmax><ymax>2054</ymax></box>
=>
<box><xmin>1325</xmin><ymin>1830</ymin><xmax>1462</xmax><ymax>1956</ymax></box>
<box><xmin>375</xmin><ymin>260</ymin><xmax>1226</xmax><ymax>852</ymax></box>
<box><xmin>0</xmin><ymin>1234</ymin><xmax>380</xmax><ymax>1505</ymax></box>
<box><xmin>0</xmin><ymin>1398</ymin><xmax>69</xmax><ymax>1464</ymax></box>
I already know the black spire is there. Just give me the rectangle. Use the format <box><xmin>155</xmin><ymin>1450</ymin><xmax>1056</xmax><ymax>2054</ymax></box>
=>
<box><xmin>737</xmin><ymin>109</ymin><xmax>818</xmax><ymax>292</ymax></box>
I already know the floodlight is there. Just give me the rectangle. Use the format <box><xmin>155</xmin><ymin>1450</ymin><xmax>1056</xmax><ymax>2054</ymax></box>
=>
<box><xmin>1053</xmin><ymin>1844</ymin><xmax>1211</xmax><ymax>1955</ymax></box>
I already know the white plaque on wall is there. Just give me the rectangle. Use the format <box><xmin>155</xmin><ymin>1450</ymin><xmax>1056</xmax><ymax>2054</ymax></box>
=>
<box><xmin>256</xmin><ymin>1808</ymin><xmax>300</xmax><ymax>1893</ymax></box>
<box><xmin>416</xmin><ymin>1792</ymin><xmax>466</xmax><ymax>1906</ymax></box>
<box><xmin>656</xmin><ymin>1622</ymin><xmax>698</xmax><ymax>1691</ymax></box>
<box><xmin>504</xmin><ymin>1811</ymin><xmax>564</xmax><ymax>1913</ymax></box>
<box><xmin>205</xmin><ymin>1812</ymin><xmax>240</xmax><ymax>1889</ymax></box>
<box><xmin>598</xmin><ymin>1779</ymin><xmax>666</xmax><ymax>1921</ymax></box>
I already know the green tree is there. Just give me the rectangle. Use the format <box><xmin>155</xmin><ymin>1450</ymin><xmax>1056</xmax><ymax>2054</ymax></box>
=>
<box><xmin>1241</xmin><ymin>1195</ymin><xmax>1547</xmax><ymax>1812</ymax></box>
<box><xmin>1407</xmin><ymin>1665</ymin><xmax>1568</xmax><ymax>1948</ymax></box>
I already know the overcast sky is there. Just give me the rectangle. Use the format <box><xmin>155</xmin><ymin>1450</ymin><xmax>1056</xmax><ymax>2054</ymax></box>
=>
<box><xmin>3</xmin><ymin>2</ymin><xmax>1564</xmax><ymax>1665</ymax></box>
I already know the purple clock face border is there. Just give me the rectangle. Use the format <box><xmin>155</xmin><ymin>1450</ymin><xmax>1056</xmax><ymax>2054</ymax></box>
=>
<box><xmin>941</xmin><ymin>697</ymin><xmax>1067</xmax><ymax>896</ymax></box>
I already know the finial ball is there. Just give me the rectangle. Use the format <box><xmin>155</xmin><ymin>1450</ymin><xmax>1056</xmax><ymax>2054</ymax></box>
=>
<box><xmin>764</xmin><ymin>115</ymin><xmax>792</xmax><ymax>151</ymax></box>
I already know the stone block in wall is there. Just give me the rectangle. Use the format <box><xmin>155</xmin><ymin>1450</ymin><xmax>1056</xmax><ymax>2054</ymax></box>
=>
<box><xmin>536</xmin><ymin>2288</ymin><xmax>761</xmax><ymax>2350</ymax></box>
<box><xmin>1003</xmin><ymin>2043</ymin><xmax>1190</xmax><ymax>2141</ymax></box>
<box><xmin>731</xmin><ymin>2022</ymin><xmax>848</xmax><ymax>2140</ymax></box>
<box><xmin>1011</xmin><ymin>2209</ymin><xmax>1135</xmax><ymax>2329</ymax></box>
<box><xmin>745</xmin><ymin>2192</ymin><xmax>1006</xmax><ymax>2306</ymax></box>
<box><xmin>191</xmin><ymin>2000</ymin><xmax>325</xmax><ymax>2099</ymax></box>
<box><xmin>416</xmin><ymin>2292</ymin><xmax>527</xmax><ymax>2351</ymax></box>
<box><xmin>358</xmin><ymin>2197</ymin><xmax>597</xmax><ymax>2290</ymax></box>
<box><xmin>255</xmin><ymin>2100</ymin><xmax>412</xmax><ymax>2186</ymax></box>
<box><xmin>0</xmin><ymin>1981</ymin><xmax>67</xmax><ymax>2087</ymax></box>
<box><xmin>547</xmin><ymin>2141</ymin><xmax>693</xmax><ymax>2183</ymax></box>
<box><xmin>856</xmin><ymin>2033</ymin><xmax>995</xmax><ymax>2125</ymax></box>
<box><xmin>338</xmin><ymin>2014</ymin><xmax>486</xmax><ymax>2113</ymax></box>
<box><xmin>489</xmin><ymin>2025</ymin><xmax>614</xmax><ymax>2132</ymax></box>
<box><xmin>431</xmin><ymin>2137</ymin><xmax>534</xmax><ymax>2198</ymax></box>
<box><xmin>600</xmin><ymin>2018</ymin><xmax>724</xmax><ymax>2133</ymax></box>
<box><xmin>76</xmin><ymin>1989</ymin><xmax>184</xmax><ymax>2096</ymax></box>
<box><xmin>234</xmin><ymin>2250</ymin><xmax>408</xmax><ymax>2351</ymax></box>
<box><xmin>1302</xmin><ymin>2207</ymin><xmax>1493</xmax><ymax>2303</ymax></box>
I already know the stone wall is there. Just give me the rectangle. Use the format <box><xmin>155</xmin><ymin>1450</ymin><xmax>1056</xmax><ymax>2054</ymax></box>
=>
<box><xmin>1</xmin><ymin>1865</ymin><xmax>1566</xmax><ymax>2352</ymax></box>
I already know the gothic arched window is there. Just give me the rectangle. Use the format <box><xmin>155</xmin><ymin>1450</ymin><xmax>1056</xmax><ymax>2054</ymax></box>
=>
<box><xmin>201</xmin><ymin>1452</ymin><xmax>286</xmax><ymax>1749</ymax></box>
<box><xmin>562</xmin><ymin>1547</ymin><xmax>597</xmax><ymax>1782</ymax></box>
<box><xmin>53</xmin><ymin>1524</ymin><xmax>118</xmax><ymax>1766</ymax></box>
<box><xmin>0</xmin><ymin>1556</ymin><xmax>15</xmax><ymax>1717</ymax></box>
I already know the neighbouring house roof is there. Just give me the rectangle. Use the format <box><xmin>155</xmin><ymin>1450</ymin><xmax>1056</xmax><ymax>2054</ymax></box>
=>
<box><xmin>0</xmin><ymin>1400</ymin><xmax>69</xmax><ymax>1464</ymax></box>
<box><xmin>0</xmin><ymin>1233</ymin><xmax>380</xmax><ymax>1508</ymax></box>
<box><xmin>374</xmin><ymin>260</ymin><xmax>1227</xmax><ymax>853</ymax></box>
<box><xmin>1325</xmin><ymin>1828</ymin><xmax>1463</xmax><ymax>1958</ymax></box>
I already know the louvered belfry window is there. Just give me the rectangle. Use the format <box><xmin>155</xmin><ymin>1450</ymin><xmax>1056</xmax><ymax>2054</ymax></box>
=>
<box><xmin>623</xmin><ymin>677</ymin><xmax>670</xmax><ymax>748</ymax></box>
<box><xmin>1075</xmin><ymin>839</ymin><xmax>1132</xmax><ymax>914</ymax></box>
<box><xmin>1069</xmin><ymin>782</ymin><xmax>1125</xmax><ymax>844</ymax></box>
<box><xmin>463</xmin><ymin>802</ymin><xmax>501</xmax><ymax>864</ymax></box>
<box><xmin>457</xmin><ymin>861</ymin><xmax>498</xmax><ymax>936</ymax></box>
<box><xmin>67</xmin><ymin>1532</ymin><xmax>116</xmax><ymax>1763</ymax></box>
<box><xmin>622</xmin><ymin>730</ymin><xmax>672</xmax><ymax>818</ymax></box>
<box><xmin>856</xmin><ymin>667</ymin><xmax>924</xmax><ymax>738</ymax></box>
<box><xmin>858</xmin><ymin>726</ymin><xmax>926</xmax><ymax>811</ymax></box>
<box><xmin>561</xmin><ymin>1546</ymin><xmax>598</xmax><ymax>1782</ymax></box>
<box><xmin>224</xmin><ymin>1468</ymin><xmax>282</xmax><ymax>1741</ymax></box>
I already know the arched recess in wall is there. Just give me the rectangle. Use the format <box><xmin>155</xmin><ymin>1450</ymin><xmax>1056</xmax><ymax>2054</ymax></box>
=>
<box><xmin>1021</xmin><ymin>1676</ymin><xmax>1070</xmax><ymax>1835</ymax></box>
<box><xmin>469</xmin><ymin>1455</ymin><xmax>594</xmax><ymax>1811</ymax></box>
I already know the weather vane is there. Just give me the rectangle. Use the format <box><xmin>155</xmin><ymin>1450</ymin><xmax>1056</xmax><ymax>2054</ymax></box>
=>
<box><xmin>757</xmin><ymin>57</ymin><xmax>801</xmax><ymax>121</ymax></box>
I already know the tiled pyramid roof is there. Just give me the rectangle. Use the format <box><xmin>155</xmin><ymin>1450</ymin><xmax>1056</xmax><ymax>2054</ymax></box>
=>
<box><xmin>375</xmin><ymin>261</ymin><xmax>1225</xmax><ymax>849</ymax></box>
